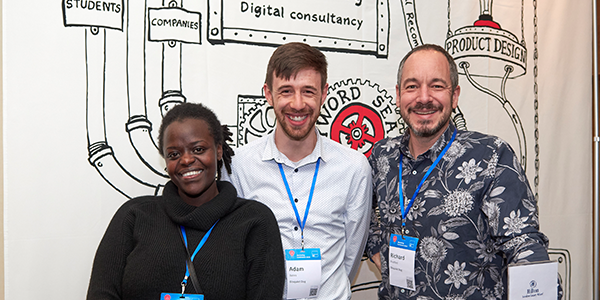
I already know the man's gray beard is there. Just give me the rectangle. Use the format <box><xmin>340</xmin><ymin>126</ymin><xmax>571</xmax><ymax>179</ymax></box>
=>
<box><xmin>404</xmin><ymin>111</ymin><xmax>452</xmax><ymax>138</ymax></box>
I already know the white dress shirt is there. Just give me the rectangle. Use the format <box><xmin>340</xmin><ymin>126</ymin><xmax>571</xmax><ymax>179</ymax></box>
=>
<box><xmin>222</xmin><ymin>131</ymin><xmax>372</xmax><ymax>300</ymax></box>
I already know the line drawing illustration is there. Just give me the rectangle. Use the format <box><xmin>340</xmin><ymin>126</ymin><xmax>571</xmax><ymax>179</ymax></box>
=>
<box><xmin>207</xmin><ymin>0</ymin><xmax>391</xmax><ymax>57</ymax></box>
<box><xmin>62</xmin><ymin>0</ymin><xmax>567</xmax><ymax>296</ymax></box>
<box><xmin>398</xmin><ymin>1</ymin><xmax>568</xmax><ymax>297</ymax></box>
<box><xmin>64</xmin><ymin>0</ymin><xmax>395</xmax><ymax>198</ymax></box>
<box><xmin>401</xmin><ymin>0</ymin><xmax>527</xmax><ymax>171</ymax></box>
<box><xmin>235</xmin><ymin>78</ymin><xmax>401</xmax><ymax>158</ymax></box>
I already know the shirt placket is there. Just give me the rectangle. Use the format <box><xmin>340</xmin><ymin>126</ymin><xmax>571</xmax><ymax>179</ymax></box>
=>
<box><xmin>287</xmin><ymin>164</ymin><xmax>312</xmax><ymax>247</ymax></box>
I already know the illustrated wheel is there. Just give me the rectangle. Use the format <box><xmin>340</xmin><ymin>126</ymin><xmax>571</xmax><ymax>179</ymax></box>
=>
<box><xmin>331</xmin><ymin>103</ymin><xmax>385</xmax><ymax>157</ymax></box>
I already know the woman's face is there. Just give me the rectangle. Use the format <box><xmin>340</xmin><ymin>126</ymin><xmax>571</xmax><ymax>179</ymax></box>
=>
<box><xmin>162</xmin><ymin>118</ymin><xmax>222</xmax><ymax>206</ymax></box>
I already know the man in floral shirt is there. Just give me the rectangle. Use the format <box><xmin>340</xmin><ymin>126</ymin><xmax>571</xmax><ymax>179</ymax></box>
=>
<box><xmin>367</xmin><ymin>44</ymin><xmax>552</xmax><ymax>299</ymax></box>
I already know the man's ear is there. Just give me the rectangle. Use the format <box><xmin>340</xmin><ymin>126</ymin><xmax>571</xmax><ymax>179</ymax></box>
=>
<box><xmin>320</xmin><ymin>83</ymin><xmax>329</xmax><ymax>107</ymax></box>
<box><xmin>452</xmin><ymin>85</ymin><xmax>460</xmax><ymax>109</ymax></box>
<box><xmin>395</xmin><ymin>84</ymin><xmax>401</xmax><ymax>107</ymax></box>
<box><xmin>264</xmin><ymin>83</ymin><xmax>274</xmax><ymax>107</ymax></box>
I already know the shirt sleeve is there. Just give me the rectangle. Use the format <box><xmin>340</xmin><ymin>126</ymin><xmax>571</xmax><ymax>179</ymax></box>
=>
<box><xmin>343</xmin><ymin>156</ymin><xmax>373</xmax><ymax>281</ymax></box>
<box><xmin>366</xmin><ymin>151</ymin><xmax>384</xmax><ymax>258</ymax></box>
<box><xmin>221</xmin><ymin>160</ymin><xmax>244</xmax><ymax>198</ymax></box>
<box><xmin>485</xmin><ymin>141</ymin><xmax>549</xmax><ymax>264</ymax></box>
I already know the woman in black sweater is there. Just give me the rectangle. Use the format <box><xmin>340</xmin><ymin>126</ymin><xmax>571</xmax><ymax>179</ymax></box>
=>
<box><xmin>87</xmin><ymin>103</ymin><xmax>285</xmax><ymax>300</ymax></box>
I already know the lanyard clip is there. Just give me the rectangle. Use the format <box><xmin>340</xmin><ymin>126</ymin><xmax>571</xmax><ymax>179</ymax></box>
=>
<box><xmin>181</xmin><ymin>277</ymin><xmax>188</xmax><ymax>295</ymax></box>
<box><xmin>401</xmin><ymin>222</ymin><xmax>406</xmax><ymax>238</ymax></box>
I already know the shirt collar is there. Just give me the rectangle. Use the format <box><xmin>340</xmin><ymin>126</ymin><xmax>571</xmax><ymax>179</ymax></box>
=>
<box><xmin>399</xmin><ymin>122</ymin><xmax>457</xmax><ymax>161</ymax></box>
<box><xmin>262</xmin><ymin>128</ymin><xmax>328</xmax><ymax>168</ymax></box>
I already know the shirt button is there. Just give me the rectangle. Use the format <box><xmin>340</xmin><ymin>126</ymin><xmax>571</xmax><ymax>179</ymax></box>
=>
<box><xmin>401</xmin><ymin>289</ymin><xmax>405</xmax><ymax>293</ymax></box>
<box><xmin>404</xmin><ymin>228</ymin><xmax>410</xmax><ymax>234</ymax></box>
<box><xmin>294</xmin><ymin>226</ymin><xmax>299</xmax><ymax>231</ymax></box>
<box><xmin>294</xmin><ymin>168</ymin><xmax>299</xmax><ymax>172</ymax></box>
<box><xmin>294</xmin><ymin>198</ymin><xmax>299</xmax><ymax>203</ymax></box>
<box><xmin>412</xmin><ymin>170</ymin><xmax>417</xmax><ymax>175</ymax></box>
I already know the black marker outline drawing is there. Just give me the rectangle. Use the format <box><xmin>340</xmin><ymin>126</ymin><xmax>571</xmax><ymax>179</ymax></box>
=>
<box><xmin>75</xmin><ymin>0</ymin><xmax>208</xmax><ymax>198</ymax></box>
<box><xmin>85</xmin><ymin>26</ymin><xmax>164</xmax><ymax>198</ymax></box>
<box><xmin>399</xmin><ymin>1</ymin><xmax>569</xmax><ymax>297</ymax></box>
<box><xmin>66</xmin><ymin>0</ymin><xmax>397</xmax><ymax>198</ymax></box>
<box><xmin>63</xmin><ymin>0</ymin><xmax>125</xmax><ymax>31</ymax></box>
<box><xmin>549</xmin><ymin>249</ymin><xmax>571</xmax><ymax>300</ymax></box>
<box><xmin>401</xmin><ymin>0</ymin><xmax>528</xmax><ymax>171</ymax></box>
<box><xmin>207</xmin><ymin>0</ymin><xmax>391</xmax><ymax>57</ymax></box>
<box><xmin>63</xmin><ymin>0</ymin><xmax>567</xmax><ymax>297</ymax></box>
<box><xmin>319</xmin><ymin>78</ymin><xmax>401</xmax><ymax>157</ymax></box>
<box><xmin>233</xmin><ymin>78</ymin><xmax>401</xmax><ymax>159</ymax></box>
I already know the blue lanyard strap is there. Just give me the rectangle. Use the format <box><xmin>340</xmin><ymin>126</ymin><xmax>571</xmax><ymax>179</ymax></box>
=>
<box><xmin>278</xmin><ymin>158</ymin><xmax>321</xmax><ymax>250</ymax></box>
<box><xmin>180</xmin><ymin>221</ymin><xmax>218</xmax><ymax>285</ymax></box>
<box><xmin>399</xmin><ymin>128</ymin><xmax>457</xmax><ymax>227</ymax></box>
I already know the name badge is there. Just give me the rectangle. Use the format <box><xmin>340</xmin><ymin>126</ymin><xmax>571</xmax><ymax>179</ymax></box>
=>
<box><xmin>389</xmin><ymin>234</ymin><xmax>418</xmax><ymax>291</ymax></box>
<box><xmin>160</xmin><ymin>293</ymin><xmax>204</xmax><ymax>300</ymax></box>
<box><xmin>285</xmin><ymin>248</ymin><xmax>321</xmax><ymax>299</ymax></box>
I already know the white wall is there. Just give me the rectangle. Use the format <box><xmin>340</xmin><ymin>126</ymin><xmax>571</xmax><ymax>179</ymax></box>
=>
<box><xmin>2</xmin><ymin>0</ymin><xmax>592</xmax><ymax>299</ymax></box>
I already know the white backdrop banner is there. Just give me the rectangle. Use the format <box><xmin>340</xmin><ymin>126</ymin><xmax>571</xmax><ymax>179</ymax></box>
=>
<box><xmin>3</xmin><ymin>0</ymin><xmax>592</xmax><ymax>299</ymax></box>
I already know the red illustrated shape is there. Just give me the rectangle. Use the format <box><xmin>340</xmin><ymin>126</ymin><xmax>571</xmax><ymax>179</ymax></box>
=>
<box><xmin>331</xmin><ymin>103</ymin><xmax>384</xmax><ymax>157</ymax></box>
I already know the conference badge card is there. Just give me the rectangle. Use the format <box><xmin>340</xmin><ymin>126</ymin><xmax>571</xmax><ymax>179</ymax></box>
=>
<box><xmin>389</xmin><ymin>234</ymin><xmax>418</xmax><ymax>291</ymax></box>
<box><xmin>285</xmin><ymin>248</ymin><xmax>321</xmax><ymax>299</ymax></box>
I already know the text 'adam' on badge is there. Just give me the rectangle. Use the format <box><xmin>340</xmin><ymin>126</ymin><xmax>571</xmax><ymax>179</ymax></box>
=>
<box><xmin>62</xmin><ymin>0</ymin><xmax>124</xmax><ymax>30</ymax></box>
<box><xmin>148</xmin><ymin>7</ymin><xmax>201</xmax><ymax>44</ymax></box>
<box><xmin>285</xmin><ymin>248</ymin><xmax>321</xmax><ymax>299</ymax></box>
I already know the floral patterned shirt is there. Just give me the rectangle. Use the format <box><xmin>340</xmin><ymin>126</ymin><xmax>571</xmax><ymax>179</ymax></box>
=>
<box><xmin>367</xmin><ymin>123</ymin><xmax>550</xmax><ymax>300</ymax></box>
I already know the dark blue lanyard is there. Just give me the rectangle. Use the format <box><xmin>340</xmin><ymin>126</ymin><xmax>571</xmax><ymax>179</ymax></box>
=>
<box><xmin>278</xmin><ymin>158</ymin><xmax>321</xmax><ymax>250</ymax></box>
<box><xmin>180</xmin><ymin>221</ymin><xmax>218</xmax><ymax>286</ymax></box>
<box><xmin>399</xmin><ymin>128</ymin><xmax>457</xmax><ymax>227</ymax></box>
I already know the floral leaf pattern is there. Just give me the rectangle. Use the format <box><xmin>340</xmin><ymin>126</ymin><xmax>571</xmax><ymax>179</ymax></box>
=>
<box><xmin>367</xmin><ymin>124</ymin><xmax>550</xmax><ymax>299</ymax></box>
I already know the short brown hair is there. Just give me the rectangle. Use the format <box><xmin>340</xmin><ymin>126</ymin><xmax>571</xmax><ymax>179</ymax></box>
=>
<box><xmin>265</xmin><ymin>42</ymin><xmax>328</xmax><ymax>90</ymax></box>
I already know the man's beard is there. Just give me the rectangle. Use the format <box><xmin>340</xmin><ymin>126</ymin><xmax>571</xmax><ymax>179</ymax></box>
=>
<box><xmin>276</xmin><ymin>108</ymin><xmax>318</xmax><ymax>141</ymax></box>
<box><xmin>402</xmin><ymin>102</ymin><xmax>452</xmax><ymax>138</ymax></box>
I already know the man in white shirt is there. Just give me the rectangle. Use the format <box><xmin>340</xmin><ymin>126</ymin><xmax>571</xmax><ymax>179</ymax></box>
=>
<box><xmin>222</xmin><ymin>42</ymin><xmax>372</xmax><ymax>299</ymax></box>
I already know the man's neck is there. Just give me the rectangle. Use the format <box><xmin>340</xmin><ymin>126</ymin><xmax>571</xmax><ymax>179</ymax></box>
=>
<box><xmin>274</xmin><ymin>127</ymin><xmax>318</xmax><ymax>162</ymax></box>
<box><xmin>408</xmin><ymin>124</ymin><xmax>450</xmax><ymax>158</ymax></box>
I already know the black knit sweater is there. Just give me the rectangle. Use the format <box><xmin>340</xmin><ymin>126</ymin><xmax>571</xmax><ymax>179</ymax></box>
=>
<box><xmin>87</xmin><ymin>181</ymin><xmax>285</xmax><ymax>300</ymax></box>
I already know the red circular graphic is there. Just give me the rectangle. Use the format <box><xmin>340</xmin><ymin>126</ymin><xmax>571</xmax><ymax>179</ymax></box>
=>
<box><xmin>164</xmin><ymin>295</ymin><xmax>171</xmax><ymax>300</ymax></box>
<box><xmin>331</xmin><ymin>103</ymin><xmax>384</xmax><ymax>157</ymax></box>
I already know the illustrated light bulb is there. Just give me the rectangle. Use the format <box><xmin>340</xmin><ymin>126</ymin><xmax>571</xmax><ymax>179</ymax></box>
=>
<box><xmin>475</xmin><ymin>0</ymin><xmax>500</xmax><ymax>29</ymax></box>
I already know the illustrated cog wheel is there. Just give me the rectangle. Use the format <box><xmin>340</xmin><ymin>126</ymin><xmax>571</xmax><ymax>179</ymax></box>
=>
<box><xmin>345</xmin><ymin>120</ymin><xmax>369</xmax><ymax>148</ymax></box>
<box><xmin>331</xmin><ymin>103</ymin><xmax>384</xmax><ymax>157</ymax></box>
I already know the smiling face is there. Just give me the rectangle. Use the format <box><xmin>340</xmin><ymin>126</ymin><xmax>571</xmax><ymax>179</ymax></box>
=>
<box><xmin>264</xmin><ymin>68</ymin><xmax>327</xmax><ymax>143</ymax></box>
<box><xmin>397</xmin><ymin>50</ymin><xmax>460</xmax><ymax>139</ymax></box>
<box><xmin>162</xmin><ymin>118</ymin><xmax>223</xmax><ymax>207</ymax></box>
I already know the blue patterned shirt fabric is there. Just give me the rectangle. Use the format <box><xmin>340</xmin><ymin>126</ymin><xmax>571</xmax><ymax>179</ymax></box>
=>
<box><xmin>367</xmin><ymin>123</ymin><xmax>550</xmax><ymax>300</ymax></box>
<box><xmin>223</xmin><ymin>131</ymin><xmax>372</xmax><ymax>300</ymax></box>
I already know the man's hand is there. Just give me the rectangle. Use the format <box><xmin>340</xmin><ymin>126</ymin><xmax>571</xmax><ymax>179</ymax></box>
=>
<box><xmin>371</xmin><ymin>252</ymin><xmax>381</xmax><ymax>270</ymax></box>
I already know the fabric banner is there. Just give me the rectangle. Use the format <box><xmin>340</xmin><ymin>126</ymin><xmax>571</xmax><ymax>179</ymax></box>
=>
<box><xmin>2</xmin><ymin>0</ymin><xmax>592</xmax><ymax>299</ymax></box>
